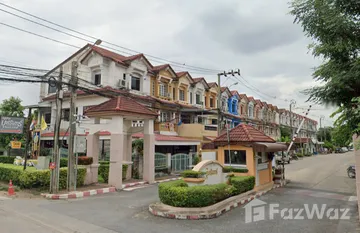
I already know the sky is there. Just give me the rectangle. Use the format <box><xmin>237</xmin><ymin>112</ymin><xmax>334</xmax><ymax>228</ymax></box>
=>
<box><xmin>0</xmin><ymin>0</ymin><xmax>336</xmax><ymax>126</ymax></box>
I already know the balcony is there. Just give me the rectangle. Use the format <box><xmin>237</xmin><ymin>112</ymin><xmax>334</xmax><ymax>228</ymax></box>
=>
<box><xmin>155</xmin><ymin>122</ymin><xmax>178</xmax><ymax>135</ymax></box>
<box><xmin>177</xmin><ymin>123</ymin><xmax>217</xmax><ymax>139</ymax></box>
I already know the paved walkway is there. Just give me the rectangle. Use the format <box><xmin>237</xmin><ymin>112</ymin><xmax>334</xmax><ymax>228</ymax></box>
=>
<box><xmin>0</xmin><ymin>152</ymin><xmax>359</xmax><ymax>233</ymax></box>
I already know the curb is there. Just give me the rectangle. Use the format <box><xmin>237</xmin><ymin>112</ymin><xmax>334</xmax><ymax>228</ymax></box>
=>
<box><xmin>149</xmin><ymin>180</ymin><xmax>287</xmax><ymax>220</ymax></box>
<box><xmin>42</xmin><ymin>177</ymin><xmax>181</xmax><ymax>200</ymax></box>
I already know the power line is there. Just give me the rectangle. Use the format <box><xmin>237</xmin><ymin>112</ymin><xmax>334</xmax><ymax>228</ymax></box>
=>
<box><xmin>0</xmin><ymin>22</ymin><xmax>80</xmax><ymax>49</ymax></box>
<box><xmin>0</xmin><ymin>2</ymin><xmax>222</xmax><ymax>73</ymax></box>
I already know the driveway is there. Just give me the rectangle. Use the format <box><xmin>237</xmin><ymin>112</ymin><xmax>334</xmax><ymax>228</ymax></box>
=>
<box><xmin>0</xmin><ymin>152</ymin><xmax>359</xmax><ymax>233</ymax></box>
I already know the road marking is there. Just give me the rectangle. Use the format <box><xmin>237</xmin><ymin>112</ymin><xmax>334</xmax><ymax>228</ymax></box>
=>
<box><xmin>348</xmin><ymin>196</ymin><xmax>357</xmax><ymax>202</ymax></box>
<box><xmin>123</xmin><ymin>184</ymin><xmax>150</xmax><ymax>191</ymax></box>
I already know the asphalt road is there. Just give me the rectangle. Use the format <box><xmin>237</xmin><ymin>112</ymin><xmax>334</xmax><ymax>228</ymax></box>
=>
<box><xmin>0</xmin><ymin>152</ymin><xmax>359</xmax><ymax>233</ymax></box>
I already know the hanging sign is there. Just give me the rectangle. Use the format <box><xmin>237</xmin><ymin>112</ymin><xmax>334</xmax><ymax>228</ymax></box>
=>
<box><xmin>10</xmin><ymin>141</ymin><xmax>21</xmax><ymax>149</ymax></box>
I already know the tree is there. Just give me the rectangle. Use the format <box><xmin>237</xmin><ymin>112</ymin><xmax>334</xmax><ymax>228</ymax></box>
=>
<box><xmin>280</xmin><ymin>126</ymin><xmax>291</xmax><ymax>138</ymax></box>
<box><xmin>331</xmin><ymin>124</ymin><xmax>352</xmax><ymax>147</ymax></box>
<box><xmin>0</xmin><ymin>97</ymin><xmax>24</xmax><ymax>117</ymax></box>
<box><xmin>290</xmin><ymin>0</ymin><xmax>360</xmax><ymax>131</ymax></box>
<box><xmin>316</xmin><ymin>127</ymin><xmax>332</xmax><ymax>142</ymax></box>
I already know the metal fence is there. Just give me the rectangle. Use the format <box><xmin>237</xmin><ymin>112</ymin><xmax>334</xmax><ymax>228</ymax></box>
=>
<box><xmin>155</xmin><ymin>153</ymin><xmax>167</xmax><ymax>169</ymax></box>
<box><xmin>171</xmin><ymin>153</ymin><xmax>190</xmax><ymax>172</ymax></box>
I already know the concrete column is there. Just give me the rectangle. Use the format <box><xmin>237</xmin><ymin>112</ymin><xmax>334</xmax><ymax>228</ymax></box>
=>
<box><xmin>166</xmin><ymin>153</ymin><xmax>171</xmax><ymax>170</ymax></box>
<box><xmin>125</xmin><ymin>133</ymin><xmax>132</xmax><ymax>180</ymax></box>
<box><xmin>143</xmin><ymin>119</ymin><xmax>155</xmax><ymax>183</ymax></box>
<box><xmin>108</xmin><ymin>116</ymin><xmax>124</xmax><ymax>189</ymax></box>
<box><xmin>86</xmin><ymin>134</ymin><xmax>100</xmax><ymax>184</ymax></box>
<box><xmin>353</xmin><ymin>134</ymin><xmax>360</xmax><ymax>220</ymax></box>
<box><xmin>109</xmin><ymin>133</ymin><xmax>124</xmax><ymax>189</ymax></box>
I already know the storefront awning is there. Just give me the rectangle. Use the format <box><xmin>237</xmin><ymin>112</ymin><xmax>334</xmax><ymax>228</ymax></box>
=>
<box><xmin>252</xmin><ymin>142</ymin><xmax>287</xmax><ymax>152</ymax></box>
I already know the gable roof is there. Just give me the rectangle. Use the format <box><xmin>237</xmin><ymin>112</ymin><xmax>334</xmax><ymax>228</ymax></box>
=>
<box><xmin>213</xmin><ymin>123</ymin><xmax>275</xmax><ymax>145</ymax></box>
<box><xmin>262</xmin><ymin>102</ymin><xmax>268</xmax><ymax>108</ymax></box>
<box><xmin>176</xmin><ymin>71</ymin><xmax>194</xmax><ymax>83</ymax></box>
<box><xmin>84</xmin><ymin>96</ymin><xmax>158</xmax><ymax>117</ymax></box>
<box><xmin>239</xmin><ymin>94</ymin><xmax>248</xmax><ymax>101</ymax></box>
<box><xmin>150</xmin><ymin>64</ymin><xmax>177</xmax><ymax>77</ymax></box>
<box><xmin>192</xmin><ymin>77</ymin><xmax>210</xmax><ymax>89</ymax></box>
<box><xmin>208</xmin><ymin>82</ymin><xmax>218</xmax><ymax>88</ymax></box>
<box><xmin>231</xmin><ymin>90</ymin><xmax>240</xmax><ymax>97</ymax></box>
<box><xmin>255</xmin><ymin>99</ymin><xmax>263</xmax><ymax>107</ymax></box>
<box><xmin>247</xmin><ymin>96</ymin><xmax>256</xmax><ymax>103</ymax></box>
<box><xmin>221</xmin><ymin>87</ymin><xmax>231</xmax><ymax>96</ymax></box>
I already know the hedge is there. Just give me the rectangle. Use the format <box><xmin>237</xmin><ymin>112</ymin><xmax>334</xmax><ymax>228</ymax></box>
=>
<box><xmin>0</xmin><ymin>156</ymin><xmax>15</xmax><ymax>164</ymax></box>
<box><xmin>98</xmin><ymin>163</ymin><xmax>128</xmax><ymax>183</ymax></box>
<box><xmin>180</xmin><ymin>170</ymin><xmax>205</xmax><ymax>178</ymax></box>
<box><xmin>60</xmin><ymin>156</ymin><xmax>93</xmax><ymax>167</ymax></box>
<box><xmin>229</xmin><ymin>176</ymin><xmax>255</xmax><ymax>195</ymax></box>
<box><xmin>0</xmin><ymin>163</ymin><xmax>86</xmax><ymax>189</ymax></box>
<box><xmin>158</xmin><ymin>180</ymin><xmax>235</xmax><ymax>207</ymax></box>
<box><xmin>223</xmin><ymin>166</ymin><xmax>248</xmax><ymax>173</ymax></box>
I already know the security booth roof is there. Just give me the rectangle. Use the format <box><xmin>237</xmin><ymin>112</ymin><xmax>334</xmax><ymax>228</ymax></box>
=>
<box><xmin>252</xmin><ymin>142</ymin><xmax>288</xmax><ymax>152</ymax></box>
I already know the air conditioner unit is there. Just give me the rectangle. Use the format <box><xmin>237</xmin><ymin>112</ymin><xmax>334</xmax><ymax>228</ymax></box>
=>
<box><xmin>118</xmin><ymin>80</ymin><xmax>126</xmax><ymax>88</ymax></box>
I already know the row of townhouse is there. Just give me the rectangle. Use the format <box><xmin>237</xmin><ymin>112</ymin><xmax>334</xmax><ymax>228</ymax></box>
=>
<box><xmin>37</xmin><ymin>44</ymin><xmax>318</xmax><ymax>159</ymax></box>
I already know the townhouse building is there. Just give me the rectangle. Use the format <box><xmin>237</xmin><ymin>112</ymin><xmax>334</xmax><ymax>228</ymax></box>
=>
<box><xmin>37</xmin><ymin>44</ymin><xmax>318</xmax><ymax>164</ymax></box>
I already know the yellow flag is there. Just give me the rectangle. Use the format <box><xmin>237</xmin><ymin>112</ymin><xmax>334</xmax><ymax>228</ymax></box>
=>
<box><xmin>41</xmin><ymin>116</ymin><xmax>48</xmax><ymax>130</ymax></box>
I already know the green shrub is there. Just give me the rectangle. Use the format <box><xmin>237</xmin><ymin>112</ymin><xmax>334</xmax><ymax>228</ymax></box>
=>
<box><xmin>180</xmin><ymin>170</ymin><xmax>205</xmax><ymax>178</ymax></box>
<box><xmin>158</xmin><ymin>180</ymin><xmax>234</xmax><ymax>207</ymax></box>
<box><xmin>193</xmin><ymin>156</ymin><xmax>200</xmax><ymax>165</ymax></box>
<box><xmin>229</xmin><ymin>176</ymin><xmax>255</xmax><ymax>195</ymax></box>
<box><xmin>304</xmin><ymin>153</ymin><xmax>312</xmax><ymax>157</ymax></box>
<box><xmin>155</xmin><ymin>167</ymin><xmax>170</xmax><ymax>174</ymax></box>
<box><xmin>98</xmin><ymin>163</ymin><xmax>128</xmax><ymax>183</ymax></box>
<box><xmin>60</xmin><ymin>156</ymin><xmax>94</xmax><ymax>167</ymax></box>
<box><xmin>0</xmin><ymin>156</ymin><xmax>15</xmax><ymax>164</ymax></box>
<box><xmin>0</xmin><ymin>163</ymin><xmax>86</xmax><ymax>189</ymax></box>
<box><xmin>223</xmin><ymin>166</ymin><xmax>248</xmax><ymax>173</ymax></box>
<box><xmin>296</xmin><ymin>153</ymin><xmax>304</xmax><ymax>157</ymax></box>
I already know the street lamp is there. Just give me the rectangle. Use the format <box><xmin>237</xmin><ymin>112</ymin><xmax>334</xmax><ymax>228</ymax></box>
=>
<box><xmin>228</xmin><ymin>82</ymin><xmax>239</xmax><ymax>89</ymax></box>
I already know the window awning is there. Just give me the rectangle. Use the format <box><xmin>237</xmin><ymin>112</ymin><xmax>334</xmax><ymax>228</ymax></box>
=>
<box><xmin>252</xmin><ymin>142</ymin><xmax>288</xmax><ymax>152</ymax></box>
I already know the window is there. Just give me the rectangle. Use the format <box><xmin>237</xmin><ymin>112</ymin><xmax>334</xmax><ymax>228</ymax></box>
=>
<box><xmin>257</xmin><ymin>152</ymin><xmax>268</xmax><ymax>164</ymax></box>
<box><xmin>196</xmin><ymin>94</ymin><xmax>201</xmax><ymax>104</ymax></box>
<box><xmin>48</xmin><ymin>84</ymin><xmax>56</xmax><ymax>94</ymax></box>
<box><xmin>94</xmin><ymin>74</ymin><xmax>101</xmax><ymax>86</ymax></box>
<box><xmin>44</xmin><ymin>113</ymin><xmax>51</xmax><ymax>124</ymax></box>
<box><xmin>232</xmin><ymin>101</ymin><xmax>236</xmax><ymax>113</ymax></box>
<box><xmin>179</xmin><ymin>89</ymin><xmax>185</xmax><ymax>101</ymax></box>
<box><xmin>131</xmin><ymin>76</ymin><xmax>140</xmax><ymax>91</ymax></box>
<box><xmin>160</xmin><ymin>112</ymin><xmax>170</xmax><ymax>122</ymax></box>
<box><xmin>224</xmin><ymin>150</ymin><xmax>246</xmax><ymax>165</ymax></box>
<box><xmin>62</xmin><ymin>109</ymin><xmax>70</xmax><ymax>121</ymax></box>
<box><xmin>190</xmin><ymin>93</ymin><xmax>193</xmax><ymax>104</ymax></box>
<box><xmin>210</xmin><ymin>97</ymin><xmax>214</xmax><ymax>107</ymax></box>
<box><xmin>152</xmin><ymin>80</ymin><xmax>155</xmax><ymax>95</ymax></box>
<box><xmin>159</xmin><ymin>83</ymin><xmax>167</xmax><ymax>97</ymax></box>
<box><xmin>248</xmin><ymin>105</ymin><xmax>254</xmax><ymax>118</ymax></box>
<box><xmin>240</xmin><ymin>105</ymin><xmax>243</xmax><ymax>115</ymax></box>
<box><xmin>197</xmin><ymin>117</ymin><xmax>203</xmax><ymax>124</ymax></box>
<box><xmin>211</xmin><ymin>119</ymin><xmax>217</xmax><ymax>125</ymax></box>
<box><xmin>173</xmin><ymin>88</ymin><xmax>176</xmax><ymax>100</ymax></box>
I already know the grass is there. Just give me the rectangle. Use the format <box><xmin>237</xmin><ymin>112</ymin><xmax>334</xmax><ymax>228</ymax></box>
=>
<box><xmin>0</xmin><ymin>163</ymin><xmax>36</xmax><ymax>171</ymax></box>
<box><xmin>98</xmin><ymin>174</ymin><xmax>105</xmax><ymax>183</ymax></box>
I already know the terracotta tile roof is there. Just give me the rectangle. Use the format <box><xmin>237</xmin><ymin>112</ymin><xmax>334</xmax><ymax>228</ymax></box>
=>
<box><xmin>176</xmin><ymin>71</ymin><xmax>187</xmax><ymax>77</ymax></box>
<box><xmin>132</xmin><ymin>133</ymin><xmax>200</xmax><ymax>142</ymax></box>
<box><xmin>151</xmin><ymin>64</ymin><xmax>170</xmax><ymax>72</ymax></box>
<box><xmin>255</xmin><ymin>99</ymin><xmax>263</xmax><ymax>106</ymax></box>
<box><xmin>239</xmin><ymin>94</ymin><xmax>248</xmax><ymax>101</ymax></box>
<box><xmin>193</xmin><ymin>77</ymin><xmax>205</xmax><ymax>83</ymax></box>
<box><xmin>231</xmin><ymin>90</ymin><xmax>240</xmax><ymax>96</ymax></box>
<box><xmin>268</xmin><ymin>104</ymin><xmax>274</xmax><ymax>110</ymax></box>
<box><xmin>90</xmin><ymin>46</ymin><xmax>128</xmax><ymax>65</ymax></box>
<box><xmin>262</xmin><ymin>102</ymin><xmax>268</xmax><ymax>108</ymax></box>
<box><xmin>208</xmin><ymin>82</ymin><xmax>217</xmax><ymax>88</ymax></box>
<box><xmin>85</xmin><ymin>96</ymin><xmax>158</xmax><ymax>116</ymax></box>
<box><xmin>214</xmin><ymin>123</ymin><xmax>275</xmax><ymax>145</ymax></box>
<box><xmin>247</xmin><ymin>96</ymin><xmax>255</xmax><ymax>102</ymax></box>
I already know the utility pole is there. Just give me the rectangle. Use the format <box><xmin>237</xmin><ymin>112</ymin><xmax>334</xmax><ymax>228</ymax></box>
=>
<box><xmin>50</xmin><ymin>66</ymin><xmax>63</xmax><ymax>194</ymax></box>
<box><xmin>23</xmin><ymin>107</ymin><xmax>32</xmax><ymax>170</ymax></box>
<box><xmin>289</xmin><ymin>99</ymin><xmax>296</xmax><ymax>139</ymax></box>
<box><xmin>216</xmin><ymin>69</ymin><xmax>241</xmax><ymax>136</ymax></box>
<box><xmin>67</xmin><ymin>61</ymin><xmax>78</xmax><ymax>191</ymax></box>
<box><xmin>320</xmin><ymin>115</ymin><xmax>325</xmax><ymax>142</ymax></box>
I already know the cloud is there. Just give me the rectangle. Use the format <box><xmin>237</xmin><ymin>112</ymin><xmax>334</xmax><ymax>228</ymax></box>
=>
<box><xmin>0</xmin><ymin>0</ymin><xmax>332</xmax><ymax>124</ymax></box>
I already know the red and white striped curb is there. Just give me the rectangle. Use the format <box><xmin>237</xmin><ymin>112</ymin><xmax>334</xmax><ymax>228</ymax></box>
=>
<box><xmin>42</xmin><ymin>187</ymin><xmax>117</xmax><ymax>200</ymax></box>
<box><xmin>42</xmin><ymin>177</ymin><xmax>181</xmax><ymax>200</ymax></box>
<box><xmin>149</xmin><ymin>181</ymin><xmax>287</xmax><ymax>220</ymax></box>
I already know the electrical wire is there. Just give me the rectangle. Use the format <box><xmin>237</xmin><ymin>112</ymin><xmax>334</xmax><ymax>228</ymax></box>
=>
<box><xmin>0</xmin><ymin>2</ymin><xmax>222</xmax><ymax>73</ymax></box>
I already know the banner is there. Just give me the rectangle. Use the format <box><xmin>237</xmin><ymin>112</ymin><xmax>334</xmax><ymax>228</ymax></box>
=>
<box><xmin>0</xmin><ymin>117</ymin><xmax>24</xmax><ymax>134</ymax></box>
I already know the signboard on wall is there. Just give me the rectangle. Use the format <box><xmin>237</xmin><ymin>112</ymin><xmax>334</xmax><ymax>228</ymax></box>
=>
<box><xmin>10</xmin><ymin>141</ymin><xmax>21</xmax><ymax>149</ymax></box>
<box><xmin>74</xmin><ymin>135</ymin><xmax>86</xmax><ymax>153</ymax></box>
<box><xmin>0</xmin><ymin>117</ymin><xmax>24</xmax><ymax>134</ymax></box>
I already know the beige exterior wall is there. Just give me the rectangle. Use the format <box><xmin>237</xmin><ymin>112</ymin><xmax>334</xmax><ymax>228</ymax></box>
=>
<box><xmin>177</xmin><ymin>123</ymin><xmax>217</xmax><ymax>139</ymax></box>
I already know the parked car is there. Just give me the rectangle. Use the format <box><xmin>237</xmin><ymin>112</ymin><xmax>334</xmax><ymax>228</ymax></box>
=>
<box><xmin>335</xmin><ymin>148</ymin><xmax>344</xmax><ymax>153</ymax></box>
<box><xmin>347</xmin><ymin>165</ymin><xmax>355</xmax><ymax>178</ymax></box>
<box><xmin>341</xmin><ymin>147</ymin><xmax>349</xmax><ymax>152</ymax></box>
